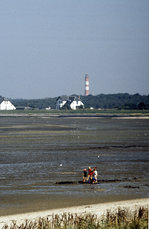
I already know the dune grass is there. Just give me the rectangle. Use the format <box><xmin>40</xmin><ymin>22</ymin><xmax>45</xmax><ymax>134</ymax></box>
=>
<box><xmin>2</xmin><ymin>206</ymin><xmax>148</xmax><ymax>229</ymax></box>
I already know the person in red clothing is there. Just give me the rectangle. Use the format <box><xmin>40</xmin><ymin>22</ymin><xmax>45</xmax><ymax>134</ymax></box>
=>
<box><xmin>88</xmin><ymin>167</ymin><xmax>93</xmax><ymax>183</ymax></box>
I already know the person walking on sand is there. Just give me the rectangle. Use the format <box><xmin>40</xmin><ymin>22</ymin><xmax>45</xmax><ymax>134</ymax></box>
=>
<box><xmin>82</xmin><ymin>168</ymin><xmax>88</xmax><ymax>182</ymax></box>
<box><xmin>92</xmin><ymin>167</ymin><xmax>98</xmax><ymax>183</ymax></box>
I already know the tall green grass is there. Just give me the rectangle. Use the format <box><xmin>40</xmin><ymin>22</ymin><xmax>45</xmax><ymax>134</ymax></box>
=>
<box><xmin>2</xmin><ymin>206</ymin><xmax>148</xmax><ymax>229</ymax></box>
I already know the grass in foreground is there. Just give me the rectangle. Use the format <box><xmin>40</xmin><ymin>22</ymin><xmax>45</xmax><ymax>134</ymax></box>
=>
<box><xmin>2</xmin><ymin>206</ymin><xmax>148</xmax><ymax>229</ymax></box>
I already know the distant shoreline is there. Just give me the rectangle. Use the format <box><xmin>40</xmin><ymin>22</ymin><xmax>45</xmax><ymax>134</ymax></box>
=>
<box><xmin>0</xmin><ymin>111</ymin><xmax>149</xmax><ymax>119</ymax></box>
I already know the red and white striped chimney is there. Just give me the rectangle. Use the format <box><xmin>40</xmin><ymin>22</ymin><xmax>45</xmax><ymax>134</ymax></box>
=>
<box><xmin>85</xmin><ymin>74</ymin><xmax>89</xmax><ymax>96</ymax></box>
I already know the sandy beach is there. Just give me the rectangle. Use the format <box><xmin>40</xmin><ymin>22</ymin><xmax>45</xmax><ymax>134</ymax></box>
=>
<box><xmin>0</xmin><ymin>198</ymin><xmax>148</xmax><ymax>228</ymax></box>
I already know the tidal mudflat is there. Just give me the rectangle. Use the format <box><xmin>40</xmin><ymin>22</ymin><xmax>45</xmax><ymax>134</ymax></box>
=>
<box><xmin>0</xmin><ymin>114</ymin><xmax>149</xmax><ymax>216</ymax></box>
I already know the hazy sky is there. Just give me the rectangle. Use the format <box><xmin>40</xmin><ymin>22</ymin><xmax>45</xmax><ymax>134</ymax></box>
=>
<box><xmin>0</xmin><ymin>0</ymin><xmax>149</xmax><ymax>99</ymax></box>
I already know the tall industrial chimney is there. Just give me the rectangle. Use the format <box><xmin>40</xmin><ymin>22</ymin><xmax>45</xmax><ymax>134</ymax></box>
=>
<box><xmin>85</xmin><ymin>74</ymin><xmax>89</xmax><ymax>96</ymax></box>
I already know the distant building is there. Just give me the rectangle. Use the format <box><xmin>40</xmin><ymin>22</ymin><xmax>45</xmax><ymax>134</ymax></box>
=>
<box><xmin>56</xmin><ymin>96</ymin><xmax>84</xmax><ymax>110</ymax></box>
<box><xmin>56</xmin><ymin>96</ymin><xmax>68</xmax><ymax>110</ymax></box>
<box><xmin>45</xmin><ymin>107</ymin><xmax>51</xmax><ymax>110</ymax></box>
<box><xmin>0</xmin><ymin>98</ymin><xmax>16</xmax><ymax>110</ymax></box>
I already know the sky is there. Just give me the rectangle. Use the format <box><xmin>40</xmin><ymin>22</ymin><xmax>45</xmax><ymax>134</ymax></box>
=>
<box><xmin>0</xmin><ymin>0</ymin><xmax>149</xmax><ymax>99</ymax></box>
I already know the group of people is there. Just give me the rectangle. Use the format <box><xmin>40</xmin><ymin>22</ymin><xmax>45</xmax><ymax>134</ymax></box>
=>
<box><xmin>82</xmin><ymin>167</ymin><xmax>98</xmax><ymax>184</ymax></box>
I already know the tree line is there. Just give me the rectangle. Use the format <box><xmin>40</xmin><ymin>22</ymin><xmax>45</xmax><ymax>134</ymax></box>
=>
<box><xmin>80</xmin><ymin>93</ymin><xmax>149</xmax><ymax>110</ymax></box>
<box><xmin>10</xmin><ymin>93</ymin><xmax>149</xmax><ymax>110</ymax></box>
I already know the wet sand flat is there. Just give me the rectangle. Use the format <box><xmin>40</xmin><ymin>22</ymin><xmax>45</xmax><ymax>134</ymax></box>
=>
<box><xmin>0</xmin><ymin>115</ymin><xmax>149</xmax><ymax>216</ymax></box>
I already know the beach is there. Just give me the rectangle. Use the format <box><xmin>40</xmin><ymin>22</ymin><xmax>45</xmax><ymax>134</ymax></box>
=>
<box><xmin>0</xmin><ymin>115</ymin><xmax>148</xmax><ymax>226</ymax></box>
<box><xmin>0</xmin><ymin>198</ymin><xmax>148</xmax><ymax>228</ymax></box>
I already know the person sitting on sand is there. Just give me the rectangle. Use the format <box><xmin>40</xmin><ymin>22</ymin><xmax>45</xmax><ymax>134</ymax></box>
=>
<box><xmin>92</xmin><ymin>167</ymin><xmax>98</xmax><ymax>183</ymax></box>
<box><xmin>83</xmin><ymin>168</ymin><xmax>88</xmax><ymax>182</ymax></box>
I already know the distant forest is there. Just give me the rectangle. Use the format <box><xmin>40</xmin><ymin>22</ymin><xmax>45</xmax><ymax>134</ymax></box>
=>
<box><xmin>10</xmin><ymin>93</ymin><xmax>149</xmax><ymax>110</ymax></box>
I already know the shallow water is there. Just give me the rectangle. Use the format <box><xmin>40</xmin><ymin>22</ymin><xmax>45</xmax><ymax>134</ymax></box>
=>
<box><xmin>0</xmin><ymin>115</ymin><xmax>149</xmax><ymax>215</ymax></box>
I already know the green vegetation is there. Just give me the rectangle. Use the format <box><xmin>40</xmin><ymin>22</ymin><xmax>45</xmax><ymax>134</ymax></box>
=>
<box><xmin>11</xmin><ymin>97</ymin><xmax>57</xmax><ymax>109</ymax></box>
<box><xmin>0</xmin><ymin>108</ymin><xmax>149</xmax><ymax>117</ymax></box>
<box><xmin>10</xmin><ymin>93</ymin><xmax>149</xmax><ymax>110</ymax></box>
<box><xmin>3</xmin><ymin>207</ymin><xmax>148</xmax><ymax>229</ymax></box>
<box><xmin>80</xmin><ymin>93</ymin><xmax>149</xmax><ymax>110</ymax></box>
